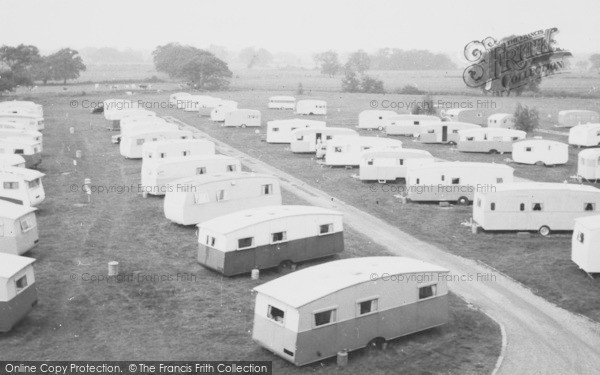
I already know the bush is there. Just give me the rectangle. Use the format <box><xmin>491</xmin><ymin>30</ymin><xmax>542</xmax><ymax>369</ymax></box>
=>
<box><xmin>341</xmin><ymin>71</ymin><xmax>384</xmax><ymax>93</ymax></box>
<box><xmin>513</xmin><ymin>103</ymin><xmax>540</xmax><ymax>134</ymax></box>
<box><xmin>296</xmin><ymin>82</ymin><xmax>304</xmax><ymax>95</ymax></box>
<box><xmin>412</xmin><ymin>94</ymin><xmax>437</xmax><ymax>115</ymax></box>
<box><xmin>395</xmin><ymin>85</ymin><xmax>426</xmax><ymax>95</ymax></box>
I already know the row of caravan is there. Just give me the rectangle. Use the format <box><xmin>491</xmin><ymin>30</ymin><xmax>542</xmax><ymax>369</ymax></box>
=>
<box><xmin>0</xmin><ymin>101</ymin><xmax>45</xmax><ymax>169</ymax></box>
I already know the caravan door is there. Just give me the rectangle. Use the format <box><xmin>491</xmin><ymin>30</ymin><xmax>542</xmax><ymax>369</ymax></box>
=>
<box><xmin>442</xmin><ymin>126</ymin><xmax>448</xmax><ymax>143</ymax></box>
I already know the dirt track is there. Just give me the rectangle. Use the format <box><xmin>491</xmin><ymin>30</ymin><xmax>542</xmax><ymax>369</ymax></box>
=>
<box><xmin>168</xmin><ymin>117</ymin><xmax>600</xmax><ymax>375</ymax></box>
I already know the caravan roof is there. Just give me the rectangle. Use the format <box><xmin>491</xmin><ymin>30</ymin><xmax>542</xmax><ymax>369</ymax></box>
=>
<box><xmin>361</xmin><ymin>148</ymin><xmax>431</xmax><ymax>159</ymax></box>
<box><xmin>198</xmin><ymin>205</ymin><xmax>340</xmax><ymax>235</ymax></box>
<box><xmin>0</xmin><ymin>166</ymin><xmax>44</xmax><ymax>181</ymax></box>
<box><xmin>0</xmin><ymin>201</ymin><xmax>36</xmax><ymax>220</ymax></box>
<box><xmin>491</xmin><ymin>182</ymin><xmax>599</xmax><ymax>194</ymax></box>
<box><xmin>574</xmin><ymin>215</ymin><xmax>600</xmax><ymax>230</ymax></box>
<box><xmin>174</xmin><ymin>171</ymin><xmax>270</xmax><ymax>186</ymax></box>
<box><xmin>0</xmin><ymin>253</ymin><xmax>35</xmax><ymax>279</ymax></box>
<box><xmin>416</xmin><ymin>161</ymin><xmax>513</xmax><ymax>171</ymax></box>
<box><xmin>253</xmin><ymin>256</ymin><xmax>448</xmax><ymax>308</ymax></box>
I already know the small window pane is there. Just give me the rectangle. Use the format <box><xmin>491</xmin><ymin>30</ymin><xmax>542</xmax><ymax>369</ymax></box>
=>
<box><xmin>238</xmin><ymin>237</ymin><xmax>253</xmax><ymax>249</ymax></box>
<box><xmin>320</xmin><ymin>223</ymin><xmax>333</xmax><ymax>234</ymax></box>
<box><xmin>419</xmin><ymin>284</ymin><xmax>436</xmax><ymax>299</ymax></box>
<box><xmin>268</xmin><ymin>305</ymin><xmax>285</xmax><ymax>323</ymax></box>
<box><xmin>314</xmin><ymin>309</ymin><xmax>335</xmax><ymax>326</ymax></box>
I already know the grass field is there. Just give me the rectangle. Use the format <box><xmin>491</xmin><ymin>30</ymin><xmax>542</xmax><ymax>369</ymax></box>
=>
<box><xmin>0</xmin><ymin>95</ymin><xmax>500</xmax><ymax>374</ymax></box>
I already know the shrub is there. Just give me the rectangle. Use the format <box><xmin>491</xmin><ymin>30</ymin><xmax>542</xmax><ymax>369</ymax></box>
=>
<box><xmin>513</xmin><ymin>103</ymin><xmax>540</xmax><ymax>134</ymax></box>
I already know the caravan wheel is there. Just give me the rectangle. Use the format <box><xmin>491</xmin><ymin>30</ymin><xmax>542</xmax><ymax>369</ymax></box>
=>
<box><xmin>241</xmin><ymin>124</ymin><xmax>247</xmax><ymax>128</ymax></box>
<box><xmin>457</xmin><ymin>196</ymin><xmax>469</xmax><ymax>205</ymax></box>
<box><xmin>539</xmin><ymin>226</ymin><xmax>551</xmax><ymax>236</ymax></box>
<box><xmin>489</xmin><ymin>149</ymin><xmax>499</xmax><ymax>154</ymax></box>
<box><xmin>535</xmin><ymin>161</ymin><xmax>546</xmax><ymax>166</ymax></box>
<box><xmin>278</xmin><ymin>260</ymin><xmax>295</xmax><ymax>273</ymax></box>
<box><xmin>448</xmin><ymin>141</ymin><xmax>457</xmax><ymax>145</ymax></box>
<box><xmin>378</xmin><ymin>126</ymin><xmax>384</xmax><ymax>131</ymax></box>
<box><xmin>366</xmin><ymin>337</ymin><xmax>386</xmax><ymax>351</ymax></box>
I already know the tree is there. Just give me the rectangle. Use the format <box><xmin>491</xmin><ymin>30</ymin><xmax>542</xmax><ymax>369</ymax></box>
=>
<box><xmin>412</xmin><ymin>94</ymin><xmax>437</xmax><ymax>115</ymax></box>
<box><xmin>345</xmin><ymin>50</ymin><xmax>370</xmax><ymax>74</ymax></box>
<box><xmin>30</xmin><ymin>56</ymin><xmax>53</xmax><ymax>85</ymax></box>
<box><xmin>513</xmin><ymin>103</ymin><xmax>540</xmax><ymax>134</ymax></box>
<box><xmin>0</xmin><ymin>44</ymin><xmax>41</xmax><ymax>86</ymax></box>
<box><xmin>46</xmin><ymin>48</ymin><xmax>86</xmax><ymax>85</ymax></box>
<box><xmin>359</xmin><ymin>75</ymin><xmax>384</xmax><ymax>93</ymax></box>
<box><xmin>0</xmin><ymin>70</ymin><xmax>18</xmax><ymax>94</ymax></box>
<box><xmin>238</xmin><ymin>47</ymin><xmax>273</xmax><ymax>68</ymax></box>
<box><xmin>153</xmin><ymin>43</ymin><xmax>233</xmax><ymax>90</ymax></box>
<box><xmin>589</xmin><ymin>54</ymin><xmax>600</xmax><ymax>73</ymax></box>
<box><xmin>296</xmin><ymin>82</ymin><xmax>304</xmax><ymax>95</ymax></box>
<box><xmin>314</xmin><ymin>50</ymin><xmax>341</xmax><ymax>77</ymax></box>
<box><xmin>341</xmin><ymin>70</ymin><xmax>360</xmax><ymax>92</ymax></box>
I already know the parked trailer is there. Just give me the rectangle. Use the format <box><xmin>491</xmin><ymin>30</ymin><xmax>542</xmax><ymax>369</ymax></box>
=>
<box><xmin>252</xmin><ymin>256</ymin><xmax>449</xmax><ymax>366</ymax></box>
<box><xmin>0</xmin><ymin>129</ymin><xmax>43</xmax><ymax>148</ymax></box>
<box><xmin>357</xmin><ymin>110</ymin><xmax>397</xmax><ymax>130</ymax></box>
<box><xmin>103</xmin><ymin>99</ymin><xmax>137</xmax><ymax>120</ymax></box>
<box><xmin>210</xmin><ymin>101</ymin><xmax>238</xmax><ymax>122</ymax></box>
<box><xmin>487</xmin><ymin>113</ymin><xmax>515</xmax><ymax>129</ymax></box>
<box><xmin>572</xmin><ymin>215</ymin><xmax>600</xmax><ymax>273</ymax></box>
<box><xmin>0</xmin><ymin>101</ymin><xmax>43</xmax><ymax>117</ymax></box>
<box><xmin>457</xmin><ymin>128</ymin><xmax>526</xmax><ymax>154</ymax></box>
<box><xmin>0</xmin><ymin>201</ymin><xmax>38</xmax><ymax>255</ymax></box>
<box><xmin>0</xmin><ymin>138</ymin><xmax>42</xmax><ymax>168</ymax></box>
<box><xmin>0</xmin><ymin>114</ymin><xmax>44</xmax><ymax>132</ymax></box>
<box><xmin>0</xmin><ymin>253</ymin><xmax>37</xmax><ymax>332</ymax></box>
<box><xmin>558</xmin><ymin>110</ymin><xmax>600</xmax><ymax>128</ymax></box>
<box><xmin>181</xmin><ymin>95</ymin><xmax>216</xmax><ymax>112</ymax></box>
<box><xmin>418</xmin><ymin>122</ymin><xmax>480</xmax><ymax>144</ymax></box>
<box><xmin>359</xmin><ymin>149</ymin><xmax>434</xmax><ymax>182</ymax></box>
<box><xmin>385</xmin><ymin>115</ymin><xmax>441</xmax><ymax>136</ymax></box>
<box><xmin>141</xmin><ymin>154</ymin><xmax>241</xmax><ymax>195</ymax></box>
<box><xmin>164</xmin><ymin>172</ymin><xmax>282</xmax><ymax>225</ymax></box>
<box><xmin>324</xmin><ymin>136</ymin><xmax>402</xmax><ymax>167</ymax></box>
<box><xmin>268</xmin><ymin>96</ymin><xmax>296</xmax><ymax>110</ymax></box>
<box><xmin>119</xmin><ymin>129</ymin><xmax>194</xmax><ymax>159</ymax></box>
<box><xmin>291</xmin><ymin>127</ymin><xmax>358</xmax><ymax>154</ymax></box>
<box><xmin>197</xmin><ymin>97</ymin><xmax>223</xmax><ymax>116</ymax></box>
<box><xmin>223</xmin><ymin>109</ymin><xmax>261</xmax><ymax>127</ymax></box>
<box><xmin>120</xmin><ymin>119</ymin><xmax>178</xmax><ymax>137</ymax></box>
<box><xmin>142</xmin><ymin>139</ymin><xmax>215</xmax><ymax>162</ymax></box>
<box><xmin>295</xmin><ymin>100</ymin><xmax>327</xmax><ymax>115</ymax></box>
<box><xmin>578</xmin><ymin>148</ymin><xmax>600</xmax><ymax>181</ymax></box>
<box><xmin>568</xmin><ymin>123</ymin><xmax>600</xmax><ymax>147</ymax></box>
<box><xmin>444</xmin><ymin>108</ymin><xmax>493</xmax><ymax>126</ymax></box>
<box><xmin>512</xmin><ymin>139</ymin><xmax>569</xmax><ymax>166</ymax></box>
<box><xmin>197</xmin><ymin>205</ymin><xmax>344</xmax><ymax>276</ymax></box>
<box><xmin>169</xmin><ymin>92</ymin><xmax>192</xmax><ymax>106</ymax></box>
<box><xmin>113</xmin><ymin>110</ymin><xmax>157</xmax><ymax>130</ymax></box>
<box><xmin>0</xmin><ymin>167</ymin><xmax>45</xmax><ymax>207</ymax></box>
<box><xmin>0</xmin><ymin>154</ymin><xmax>26</xmax><ymax>168</ymax></box>
<box><xmin>473</xmin><ymin>183</ymin><xmax>600</xmax><ymax>235</ymax></box>
<box><xmin>266</xmin><ymin>119</ymin><xmax>326</xmax><ymax>144</ymax></box>
<box><xmin>406</xmin><ymin>162</ymin><xmax>514</xmax><ymax>204</ymax></box>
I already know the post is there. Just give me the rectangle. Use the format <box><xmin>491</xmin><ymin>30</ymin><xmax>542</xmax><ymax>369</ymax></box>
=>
<box><xmin>251</xmin><ymin>269</ymin><xmax>260</xmax><ymax>280</ymax></box>
<box><xmin>337</xmin><ymin>350</ymin><xmax>348</xmax><ymax>367</ymax></box>
<box><xmin>108</xmin><ymin>261</ymin><xmax>119</xmax><ymax>276</ymax></box>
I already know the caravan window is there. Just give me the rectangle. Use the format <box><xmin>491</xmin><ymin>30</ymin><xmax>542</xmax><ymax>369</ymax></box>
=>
<box><xmin>451</xmin><ymin>178</ymin><xmax>460</xmax><ymax>185</ymax></box>
<box><xmin>237</xmin><ymin>237</ymin><xmax>253</xmax><ymax>249</ymax></box>
<box><xmin>334</xmin><ymin>147</ymin><xmax>342</xmax><ymax>153</ymax></box>
<box><xmin>520</xmin><ymin>203</ymin><xmax>525</xmax><ymax>211</ymax></box>
<box><xmin>476</xmin><ymin>198</ymin><xmax>481</xmax><ymax>207</ymax></box>
<box><xmin>398</xmin><ymin>159</ymin><xmax>404</xmax><ymax>165</ymax></box>
<box><xmin>196</xmin><ymin>167</ymin><xmax>206</xmax><ymax>175</ymax></box>
<box><xmin>271</xmin><ymin>231</ymin><xmax>287</xmax><ymax>243</ymax></box>
<box><xmin>577</xmin><ymin>232</ymin><xmax>585</xmax><ymax>243</ymax></box>
<box><xmin>319</xmin><ymin>223</ymin><xmax>333</xmax><ymax>234</ymax></box>
<box><xmin>584</xmin><ymin>203</ymin><xmax>596</xmax><ymax>211</ymax></box>
<box><xmin>160</xmin><ymin>153</ymin><xmax>166</xmax><ymax>158</ymax></box>
<box><xmin>3</xmin><ymin>181</ymin><xmax>18</xmax><ymax>189</ymax></box>
<box><xmin>136</xmin><ymin>139</ymin><xmax>145</xmax><ymax>145</ymax></box>
<box><xmin>511</xmin><ymin>137</ymin><xmax>519</xmax><ymax>141</ymax></box>
<box><xmin>326</xmin><ymin>135</ymin><xmax>333</xmax><ymax>140</ymax></box>
<box><xmin>205</xmin><ymin>236</ymin><xmax>216</xmax><ymax>247</ymax></box>
<box><xmin>261</xmin><ymin>184</ymin><xmax>273</xmax><ymax>195</ymax></box>
<box><xmin>216</xmin><ymin>189</ymin><xmax>229</xmax><ymax>201</ymax></box>
<box><xmin>490</xmin><ymin>202</ymin><xmax>495</xmax><ymax>211</ymax></box>
<box><xmin>194</xmin><ymin>192</ymin><xmax>209</xmax><ymax>204</ymax></box>
<box><xmin>441</xmin><ymin>175</ymin><xmax>445</xmax><ymax>181</ymax></box>
<box><xmin>466</xmin><ymin>137</ymin><xmax>474</xmax><ymax>141</ymax></box>
<box><xmin>414</xmin><ymin>121</ymin><xmax>420</xmax><ymax>125</ymax></box>
<box><xmin>357</xmin><ymin>298</ymin><xmax>379</xmax><ymax>316</ymax></box>
<box><xmin>15</xmin><ymin>149</ymin><xmax>24</xmax><ymax>154</ymax></box>
<box><xmin>367</xmin><ymin>159</ymin><xmax>374</xmax><ymax>166</ymax></box>
<box><xmin>183</xmin><ymin>151</ymin><xmax>190</xmax><ymax>156</ymax></box>
<box><xmin>419</xmin><ymin>284</ymin><xmax>437</xmax><ymax>299</ymax></box>
<box><xmin>268</xmin><ymin>305</ymin><xmax>285</xmax><ymax>324</ymax></box>
<box><xmin>272</xmin><ymin>127</ymin><xmax>279</xmax><ymax>132</ymax></box>
<box><xmin>525</xmin><ymin>147</ymin><xmax>532</xmax><ymax>152</ymax></box>
<box><xmin>15</xmin><ymin>275</ymin><xmax>28</xmax><ymax>292</ymax></box>
<box><xmin>314</xmin><ymin>308</ymin><xmax>336</xmax><ymax>327</ymax></box>
<box><xmin>20</xmin><ymin>217</ymin><xmax>34</xmax><ymax>232</ymax></box>
<box><xmin>496</xmin><ymin>178</ymin><xmax>504</xmax><ymax>183</ymax></box>
<box><xmin>532</xmin><ymin>203</ymin><xmax>543</xmax><ymax>211</ymax></box>
<box><xmin>227</xmin><ymin>164</ymin><xmax>237</xmax><ymax>172</ymax></box>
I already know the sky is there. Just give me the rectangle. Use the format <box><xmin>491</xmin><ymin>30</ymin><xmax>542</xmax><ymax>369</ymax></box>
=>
<box><xmin>2</xmin><ymin>0</ymin><xmax>599</xmax><ymax>60</ymax></box>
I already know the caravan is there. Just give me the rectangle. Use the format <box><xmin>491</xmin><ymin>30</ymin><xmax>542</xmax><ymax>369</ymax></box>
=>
<box><xmin>169</xmin><ymin>92</ymin><xmax>192</xmax><ymax>107</ymax></box>
<box><xmin>0</xmin><ymin>115</ymin><xmax>44</xmax><ymax>132</ymax></box>
<box><xmin>457</xmin><ymin>128</ymin><xmax>526</xmax><ymax>154</ymax></box>
<box><xmin>164</xmin><ymin>172</ymin><xmax>282</xmax><ymax>225</ymax></box>
<box><xmin>487</xmin><ymin>114</ymin><xmax>515</xmax><ymax>129</ymax></box>
<box><xmin>357</xmin><ymin>110</ymin><xmax>397</xmax><ymax>130</ymax></box>
<box><xmin>572</xmin><ymin>215</ymin><xmax>600</xmax><ymax>273</ymax></box>
<box><xmin>197</xmin><ymin>205</ymin><xmax>343</xmax><ymax>276</ymax></box>
<box><xmin>223</xmin><ymin>109</ymin><xmax>261</xmax><ymax>127</ymax></box>
<box><xmin>210</xmin><ymin>100</ymin><xmax>238</xmax><ymax>122</ymax></box>
<box><xmin>0</xmin><ymin>201</ymin><xmax>38</xmax><ymax>255</ymax></box>
<box><xmin>197</xmin><ymin>97</ymin><xmax>223</xmax><ymax>116</ymax></box>
<box><xmin>473</xmin><ymin>183</ymin><xmax>600</xmax><ymax>235</ymax></box>
<box><xmin>268</xmin><ymin>96</ymin><xmax>296</xmax><ymax>110</ymax></box>
<box><xmin>0</xmin><ymin>101</ymin><xmax>43</xmax><ymax>117</ymax></box>
<box><xmin>120</xmin><ymin>129</ymin><xmax>194</xmax><ymax>159</ymax></box>
<box><xmin>0</xmin><ymin>167</ymin><xmax>45</xmax><ymax>207</ymax></box>
<box><xmin>0</xmin><ymin>129</ymin><xmax>43</xmax><ymax>148</ymax></box>
<box><xmin>141</xmin><ymin>155</ymin><xmax>241</xmax><ymax>195</ymax></box>
<box><xmin>0</xmin><ymin>138</ymin><xmax>42</xmax><ymax>168</ymax></box>
<box><xmin>291</xmin><ymin>127</ymin><xmax>358</xmax><ymax>154</ymax></box>
<box><xmin>578</xmin><ymin>149</ymin><xmax>600</xmax><ymax>181</ymax></box>
<box><xmin>324</xmin><ymin>136</ymin><xmax>402</xmax><ymax>166</ymax></box>
<box><xmin>142</xmin><ymin>139</ymin><xmax>215</xmax><ymax>162</ymax></box>
<box><xmin>0</xmin><ymin>154</ymin><xmax>26</xmax><ymax>168</ymax></box>
<box><xmin>359</xmin><ymin>149</ymin><xmax>434</xmax><ymax>182</ymax></box>
<box><xmin>558</xmin><ymin>110</ymin><xmax>600</xmax><ymax>127</ymax></box>
<box><xmin>252</xmin><ymin>256</ymin><xmax>449</xmax><ymax>366</ymax></box>
<box><xmin>418</xmin><ymin>122</ymin><xmax>480</xmax><ymax>144</ymax></box>
<box><xmin>266</xmin><ymin>119</ymin><xmax>326</xmax><ymax>144</ymax></box>
<box><xmin>568</xmin><ymin>123</ymin><xmax>600</xmax><ymax>147</ymax></box>
<box><xmin>296</xmin><ymin>100</ymin><xmax>327</xmax><ymax>115</ymax></box>
<box><xmin>0</xmin><ymin>253</ymin><xmax>37</xmax><ymax>332</ymax></box>
<box><xmin>406</xmin><ymin>162</ymin><xmax>514</xmax><ymax>204</ymax></box>
<box><xmin>444</xmin><ymin>108</ymin><xmax>492</xmax><ymax>126</ymax></box>
<box><xmin>385</xmin><ymin>115</ymin><xmax>441</xmax><ymax>136</ymax></box>
<box><xmin>512</xmin><ymin>139</ymin><xmax>568</xmax><ymax>166</ymax></box>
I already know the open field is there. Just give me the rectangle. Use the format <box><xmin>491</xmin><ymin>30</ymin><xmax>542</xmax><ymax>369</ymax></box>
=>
<box><xmin>0</xmin><ymin>96</ymin><xmax>500</xmax><ymax>374</ymax></box>
<box><xmin>76</xmin><ymin>88</ymin><xmax>600</xmax><ymax>323</ymax></box>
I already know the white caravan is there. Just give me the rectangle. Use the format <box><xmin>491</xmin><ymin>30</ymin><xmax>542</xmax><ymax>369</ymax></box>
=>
<box><xmin>223</xmin><ymin>109</ymin><xmax>261</xmax><ymax>127</ymax></box>
<box><xmin>291</xmin><ymin>127</ymin><xmax>358</xmax><ymax>154</ymax></box>
<box><xmin>0</xmin><ymin>201</ymin><xmax>38</xmax><ymax>255</ymax></box>
<box><xmin>119</xmin><ymin>129</ymin><xmax>194</xmax><ymax>159</ymax></box>
<box><xmin>295</xmin><ymin>100</ymin><xmax>327</xmax><ymax>115</ymax></box>
<box><xmin>359</xmin><ymin>148</ymin><xmax>434</xmax><ymax>182</ymax></box>
<box><xmin>558</xmin><ymin>110</ymin><xmax>600</xmax><ymax>128</ymax></box>
<box><xmin>358</xmin><ymin>110</ymin><xmax>398</xmax><ymax>130</ymax></box>
<box><xmin>457</xmin><ymin>128</ymin><xmax>526</xmax><ymax>154</ymax></box>
<box><xmin>210</xmin><ymin>100</ymin><xmax>238</xmax><ymax>122</ymax></box>
<box><xmin>418</xmin><ymin>122</ymin><xmax>480</xmax><ymax>144</ymax></box>
<box><xmin>0</xmin><ymin>101</ymin><xmax>43</xmax><ymax>117</ymax></box>
<box><xmin>487</xmin><ymin>113</ymin><xmax>515</xmax><ymax>129</ymax></box>
<box><xmin>568</xmin><ymin>123</ymin><xmax>600</xmax><ymax>147</ymax></box>
<box><xmin>169</xmin><ymin>92</ymin><xmax>192</xmax><ymax>107</ymax></box>
<box><xmin>324</xmin><ymin>136</ymin><xmax>403</xmax><ymax>167</ymax></box>
<box><xmin>268</xmin><ymin>96</ymin><xmax>296</xmax><ymax>110</ymax></box>
<box><xmin>266</xmin><ymin>119</ymin><xmax>326</xmax><ymax>144</ymax></box>
<box><xmin>164</xmin><ymin>172</ymin><xmax>282</xmax><ymax>225</ymax></box>
<box><xmin>512</xmin><ymin>139</ymin><xmax>568</xmax><ymax>166</ymax></box>
<box><xmin>0</xmin><ymin>115</ymin><xmax>44</xmax><ymax>132</ymax></box>
<box><xmin>406</xmin><ymin>162</ymin><xmax>514</xmax><ymax>204</ymax></box>
<box><xmin>0</xmin><ymin>167</ymin><xmax>45</xmax><ymax>207</ymax></box>
<box><xmin>577</xmin><ymin>149</ymin><xmax>600</xmax><ymax>181</ymax></box>
<box><xmin>0</xmin><ymin>155</ymin><xmax>26</xmax><ymax>169</ymax></box>
<box><xmin>474</xmin><ymin>183</ymin><xmax>600</xmax><ymax>235</ymax></box>
<box><xmin>572</xmin><ymin>215</ymin><xmax>600</xmax><ymax>273</ymax></box>
<box><xmin>385</xmin><ymin>115</ymin><xmax>441</xmax><ymax>136</ymax></box>
<box><xmin>141</xmin><ymin>155</ymin><xmax>241</xmax><ymax>195</ymax></box>
<box><xmin>0</xmin><ymin>138</ymin><xmax>42</xmax><ymax>169</ymax></box>
<box><xmin>0</xmin><ymin>129</ymin><xmax>43</xmax><ymax>148</ymax></box>
<box><xmin>444</xmin><ymin>108</ymin><xmax>492</xmax><ymax>126</ymax></box>
<box><xmin>142</xmin><ymin>139</ymin><xmax>215</xmax><ymax>162</ymax></box>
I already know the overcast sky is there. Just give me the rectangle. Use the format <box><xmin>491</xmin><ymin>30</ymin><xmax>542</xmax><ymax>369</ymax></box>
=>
<box><xmin>2</xmin><ymin>0</ymin><xmax>599</xmax><ymax>59</ymax></box>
